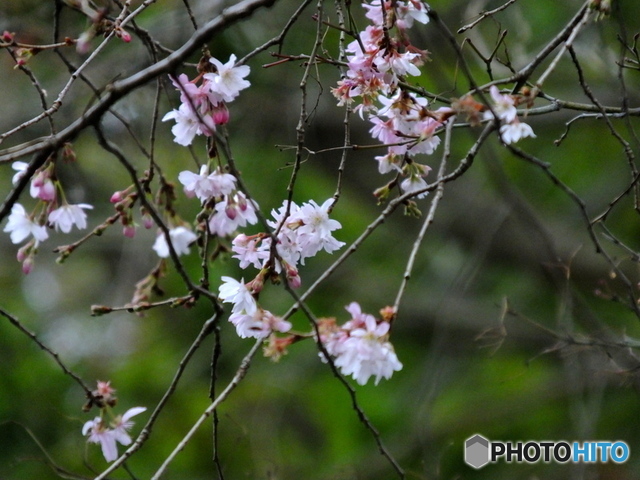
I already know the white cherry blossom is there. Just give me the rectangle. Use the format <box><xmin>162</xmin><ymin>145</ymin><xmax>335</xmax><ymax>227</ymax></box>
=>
<box><xmin>152</xmin><ymin>226</ymin><xmax>198</xmax><ymax>258</ymax></box>
<box><xmin>205</xmin><ymin>54</ymin><xmax>251</xmax><ymax>103</ymax></box>
<box><xmin>3</xmin><ymin>203</ymin><xmax>48</xmax><ymax>245</ymax></box>
<box><xmin>500</xmin><ymin>120</ymin><xmax>536</xmax><ymax>144</ymax></box>
<box><xmin>218</xmin><ymin>276</ymin><xmax>257</xmax><ymax>314</ymax></box>
<box><xmin>48</xmin><ymin>203</ymin><xmax>93</xmax><ymax>233</ymax></box>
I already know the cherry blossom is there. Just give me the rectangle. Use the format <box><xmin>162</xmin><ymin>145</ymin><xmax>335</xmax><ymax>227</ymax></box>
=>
<box><xmin>229</xmin><ymin>307</ymin><xmax>291</xmax><ymax>339</ymax></box>
<box><xmin>374</xmin><ymin>153</ymin><xmax>403</xmax><ymax>174</ymax></box>
<box><xmin>218</xmin><ymin>276</ymin><xmax>257</xmax><ymax>314</ymax></box>
<box><xmin>111</xmin><ymin>406</ymin><xmax>147</xmax><ymax>447</ymax></box>
<box><xmin>162</xmin><ymin>103</ymin><xmax>216</xmax><ymax>146</ymax></box>
<box><xmin>82</xmin><ymin>407</ymin><xmax>146</xmax><ymax>462</ymax></box>
<box><xmin>170</xmin><ymin>73</ymin><xmax>210</xmax><ymax>111</ymax></box>
<box><xmin>400</xmin><ymin>175</ymin><xmax>429</xmax><ymax>197</ymax></box>
<box><xmin>204</xmin><ymin>54</ymin><xmax>251</xmax><ymax>103</ymax></box>
<box><xmin>30</xmin><ymin>170</ymin><xmax>56</xmax><ymax>201</ymax></box>
<box><xmin>208</xmin><ymin>192</ymin><xmax>258</xmax><ymax>237</ymax></box>
<box><xmin>500</xmin><ymin>120</ymin><xmax>536</xmax><ymax>144</ymax></box>
<box><xmin>291</xmin><ymin>199</ymin><xmax>345</xmax><ymax>260</ymax></box>
<box><xmin>321</xmin><ymin>302</ymin><xmax>403</xmax><ymax>385</ymax></box>
<box><xmin>152</xmin><ymin>226</ymin><xmax>198</xmax><ymax>258</ymax></box>
<box><xmin>11</xmin><ymin>161</ymin><xmax>29</xmax><ymax>185</ymax></box>
<box><xmin>82</xmin><ymin>417</ymin><xmax>118</xmax><ymax>462</ymax></box>
<box><xmin>48</xmin><ymin>203</ymin><xmax>93</xmax><ymax>233</ymax></box>
<box><xmin>178</xmin><ymin>165</ymin><xmax>236</xmax><ymax>202</ymax></box>
<box><xmin>231</xmin><ymin>234</ymin><xmax>269</xmax><ymax>269</ymax></box>
<box><xmin>486</xmin><ymin>85</ymin><xmax>518</xmax><ymax>123</ymax></box>
<box><xmin>3</xmin><ymin>203</ymin><xmax>48</xmax><ymax>245</ymax></box>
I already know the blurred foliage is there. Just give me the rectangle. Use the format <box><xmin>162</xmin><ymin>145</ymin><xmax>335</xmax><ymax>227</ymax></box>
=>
<box><xmin>2</xmin><ymin>0</ymin><xmax>640</xmax><ymax>479</ymax></box>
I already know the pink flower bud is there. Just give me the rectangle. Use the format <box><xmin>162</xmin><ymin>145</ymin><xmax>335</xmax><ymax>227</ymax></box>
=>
<box><xmin>21</xmin><ymin>256</ymin><xmax>34</xmax><ymax>275</ymax></box>
<box><xmin>16</xmin><ymin>244</ymin><xmax>30</xmax><ymax>262</ymax></box>
<box><xmin>212</xmin><ymin>103</ymin><xmax>230</xmax><ymax>125</ymax></box>
<box><xmin>38</xmin><ymin>180</ymin><xmax>56</xmax><ymax>201</ymax></box>
<box><xmin>110</xmin><ymin>191</ymin><xmax>124</xmax><ymax>203</ymax></box>
<box><xmin>117</xmin><ymin>28</ymin><xmax>132</xmax><ymax>43</ymax></box>
<box><xmin>225</xmin><ymin>204</ymin><xmax>237</xmax><ymax>220</ymax></box>
<box><xmin>247</xmin><ymin>274</ymin><xmax>264</xmax><ymax>294</ymax></box>
<box><xmin>287</xmin><ymin>270</ymin><xmax>301</xmax><ymax>289</ymax></box>
<box><xmin>141</xmin><ymin>213</ymin><xmax>154</xmax><ymax>229</ymax></box>
<box><xmin>283</xmin><ymin>261</ymin><xmax>301</xmax><ymax>288</ymax></box>
<box><xmin>31</xmin><ymin>171</ymin><xmax>45</xmax><ymax>187</ymax></box>
<box><xmin>2</xmin><ymin>31</ymin><xmax>14</xmax><ymax>42</ymax></box>
<box><xmin>233</xmin><ymin>233</ymin><xmax>249</xmax><ymax>246</ymax></box>
<box><xmin>76</xmin><ymin>31</ymin><xmax>93</xmax><ymax>55</ymax></box>
<box><xmin>123</xmin><ymin>224</ymin><xmax>136</xmax><ymax>238</ymax></box>
<box><xmin>237</xmin><ymin>196</ymin><xmax>248</xmax><ymax>212</ymax></box>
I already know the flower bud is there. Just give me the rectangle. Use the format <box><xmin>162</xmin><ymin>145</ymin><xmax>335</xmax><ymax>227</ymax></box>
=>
<box><xmin>212</xmin><ymin>103</ymin><xmax>230</xmax><ymax>125</ymax></box>
<box><xmin>16</xmin><ymin>243</ymin><xmax>31</xmax><ymax>262</ymax></box>
<box><xmin>110</xmin><ymin>190</ymin><xmax>124</xmax><ymax>203</ymax></box>
<box><xmin>123</xmin><ymin>224</ymin><xmax>136</xmax><ymax>238</ymax></box>
<box><xmin>225</xmin><ymin>204</ymin><xmax>237</xmax><ymax>220</ymax></box>
<box><xmin>91</xmin><ymin>305</ymin><xmax>113</xmax><ymax>316</ymax></box>
<box><xmin>116</xmin><ymin>27</ymin><xmax>132</xmax><ymax>43</ymax></box>
<box><xmin>21</xmin><ymin>256</ymin><xmax>34</xmax><ymax>275</ymax></box>
<box><xmin>38</xmin><ymin>180</ymin><xmax>56</xmax><ymax>201</ymax></box>
<box><xmin>141</xmin><ymin>211</ymin><xmax>154</xmax><ymax>229</ymax></box>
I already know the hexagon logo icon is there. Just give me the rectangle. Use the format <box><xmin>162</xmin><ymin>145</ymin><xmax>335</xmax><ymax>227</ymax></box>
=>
<box><xmin>465</xmin><ymin>434</ymin><xmax>490</xmax><ymax>469</ymax></box>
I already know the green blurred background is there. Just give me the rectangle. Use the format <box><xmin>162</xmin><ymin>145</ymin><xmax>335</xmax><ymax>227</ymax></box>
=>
<box><xmin>1</xmin><ymin>0</ymin><xmax>640</xmax><ymax>478</ymax></box>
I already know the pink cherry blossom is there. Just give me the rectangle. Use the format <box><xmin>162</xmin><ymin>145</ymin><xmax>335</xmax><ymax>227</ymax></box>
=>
<box><xmin>30</xmin><ymin>171</ymin><xmax>56</xmax><ymax>201</ymax></box>
<box><xmin>374</xmin><ymin>153</ymin><xmax>403</xmax><ymax>174</ymax></box>
<box><xmin>111</xmin><ymin>406</ymin><xmax>147</xmax><ymax>447</ymax></box>
<box><xmin>292</xmin><ymin>199</ymin><xmax>345</xmax><ymax>260</ymax></box>
<box><xmin>82</xmin><ymin>406</ymin><xmax>146</xmax><ymax>462</ymax></box>
<box><xmin>178</xmin><ymin>165</ymin><xmax>237</xmax><ymax>202</ymax></box>
<box><xmin>170</xmin><ymin>73</ymin><xmax>210</xmax><ymax>111</ymax></box>
<box><xmin>82</xmin><ymin>417</ymin><xmax>118</xmax><ymax>462</ymax></box>
<box><xmin>229</xmin><ymin>308</ymin><xmax>291</xmax><ymax>339</ymax></box>
<box><xmin>486</xmin><ymin>85</ymin><xmax>517</xmax><ymax>123</ymax></box>
<box><xmin>320</xmin><ymin>302</ymin><xmax>403</xmax><ymax>385</ymax></box>
<box><xmin>400</xmin><ymin>175</ymin><xmax>429</xmax><ymax>198</ymax></box>
<box><xmin>231</xmin><ymin>234</ymin><xmax>269</xmax><ymax>269</ymax></box>
<box><xmin>208</xmin><ymin>192</ymin><xmax>258</xmax><ymax>237</ymax></box>
<box><xmin>162</xmin><ymin>103</ymin><xmax>215</xmax><ymax>146</ymax></box>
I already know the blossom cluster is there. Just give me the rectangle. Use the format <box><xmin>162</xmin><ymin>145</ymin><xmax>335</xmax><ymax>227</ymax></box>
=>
<box><xmin>332</xmin><ymin>1</ymin><xmax>430</xmax><ymax>114</ymax></box>
<box><xmin>217</xmin><ymin>198</ymin><xmax>345</xmax><ymax>338</ymax></box>
<box><xmin>331</xmin><ymin>1</ymin><xmax>446</xmax><ymax>198</ymax></box>
<box><xmin>232</xmin><ymin>198</ymin><xmax>345</xmax><ymax>274</ymax></box>
<box><xmin>218</xmin><ymin>276</ymin><xmax>292</xmax><ymax>339</ymax></box>
<box><xmin>81</xmin><ymin>381</ymin><xmax>146</xmax><ymax>463</ymax></box>
<box><xmin>154</xmin><ymin>162</ymin><xmax>259</xmax><ymax>261</ymax></box>
<box><xmin>319</xmin><ymin>302</ymin><xmax>403</xmax><ymax>385</ymax></box>
<box><xmin>485</xmin><ymin>85</ymin><xmax>536</xmax><ymax>144</ymax></box>
<box><xmin>160</xmin><ymin>47</ymin><xmax>399</xmax><ymax>387</ymax></box>
<box><xmin>162</xmin><ymin>54</ymin><xmax>250</xmax><ymax>146</ymax></box>
<box><xmin>4</xmin><ymin>159</ymin><xmax>92</xmax><ymax>273</ymax></box>
<box><xmin>332</xmin><ymin>1</ymin><xmax>536</xmax><ymax>200</ymax></box>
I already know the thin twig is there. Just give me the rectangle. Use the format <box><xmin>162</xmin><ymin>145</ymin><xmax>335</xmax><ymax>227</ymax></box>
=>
<box><xmin>94</xmin><ymin>313</ymin><xmax>220</xmax><ymax>480</ymax></box>
<box><xmin>0</xmin><ymin>308</ymin><xmax>93</xmax><ymax>397</ymax></box>
<box><xmin>457</xmin><ymin>0</ymin><xmax>519</xmax><ymax>34</ymax></box>
<box><xmin>393</xmin><ymin>119</ymin><xmax>454</xmax><ymax>314</ymax></box>
<box><xmin>149</xmin><ymin>338</ymin><xmax>263</xmax><ymax>480</ymax></box>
